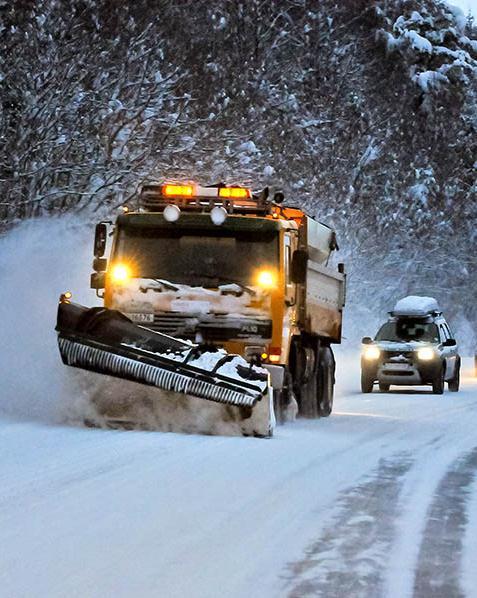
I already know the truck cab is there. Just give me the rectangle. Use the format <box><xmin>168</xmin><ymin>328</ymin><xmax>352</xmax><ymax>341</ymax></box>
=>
<box><xmin>91</xmin><ymin>183</ymin><xmax>346</xmax><ymax>420</ymax></box>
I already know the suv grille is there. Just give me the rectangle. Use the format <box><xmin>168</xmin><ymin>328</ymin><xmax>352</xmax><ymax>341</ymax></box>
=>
<box><xmin>382</xmin><ymin>350</ymin><xmax>414</xmax><ymax>362</ymax></box>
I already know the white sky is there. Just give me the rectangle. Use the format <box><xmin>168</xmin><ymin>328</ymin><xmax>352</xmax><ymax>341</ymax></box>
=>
<box><xmin>449</xmin><ymin>0</ymin><xmax>477</xmax><ymax>16</ymax></box>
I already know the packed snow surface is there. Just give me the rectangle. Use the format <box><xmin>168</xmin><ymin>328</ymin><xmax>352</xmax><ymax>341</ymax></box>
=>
<box><xmin>393</xmin><ymin>295</ymin><xmax>441</xmax><ymax>317</ymax></box>
<box><xmin>1</xmin><ymin>358</ymin><xmax>477</xmax><ymax>597</ymax></box>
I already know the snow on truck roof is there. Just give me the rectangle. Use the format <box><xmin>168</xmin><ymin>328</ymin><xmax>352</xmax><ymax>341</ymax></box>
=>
<box><xmin>392</xmin><ymin>296</ymin><xmax>441</xmax><ymax>317</ymax></box>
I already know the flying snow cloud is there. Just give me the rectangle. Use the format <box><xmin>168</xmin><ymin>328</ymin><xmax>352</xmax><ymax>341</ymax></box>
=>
<box><xmin>0</xmin><ymin>217</ymin><xmax>98</xmax><ymax>422</ymax></box>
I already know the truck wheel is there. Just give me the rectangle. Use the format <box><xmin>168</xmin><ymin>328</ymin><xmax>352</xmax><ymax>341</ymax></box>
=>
<box><xmin>432</xmin><ymin>366</ymin><xmax>445</xmax><ymax>395</ymax></box>
<box><xmin>317</xmin><ymin>347</ymin><xmax>335</xmax><ymax>417</ymax></box>
<box><xmin>291</xmin><ymin>339</ymin><xmax>319</xmax><ymax>418</ymax></box>
<box><xmin>361</xmin><ymin>371</ymin><xmax>374</xmax><ymax>393</ymax></box>
<box><xmin>379</xmin><ymin>383</ymin><xmax>390</xmax><ymax>392</ymax></box>
<box><xmin>448</xmin><ymin>360</ymin><xmax>460</xmax><ymax>392</ymax></box>
<box><xmin>300</xmin><ymin>369</ymin><xmax>319</xmax><ymax>418</ymax></box>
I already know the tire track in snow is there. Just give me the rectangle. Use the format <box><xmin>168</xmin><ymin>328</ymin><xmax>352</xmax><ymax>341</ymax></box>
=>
<box><xmin>286</xmin><ymin>453</ymin><xmax>413</xmax><ymax>598</ymax></box>
<box><xmin>413</xmin><ymin>447</ymin><xmax>477</xmax><ymax>598</ymax></box>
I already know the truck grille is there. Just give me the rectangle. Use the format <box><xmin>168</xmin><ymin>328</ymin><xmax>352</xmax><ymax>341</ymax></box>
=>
<box><xmin>148</xmin><ymin>313</ymin><xmax>272</xmax><ymax>342</ymax></box>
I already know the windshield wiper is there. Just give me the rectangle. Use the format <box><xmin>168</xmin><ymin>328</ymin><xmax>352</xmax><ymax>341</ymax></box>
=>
<box><xmin>139</xmin><ymin>278</ymin><xmax>179</xmax><ymax>292</ymax></box>
<box><xmin>189</xmin><ymin>272</ymin><xmax>256</xmax><ymax>296</ymax></box>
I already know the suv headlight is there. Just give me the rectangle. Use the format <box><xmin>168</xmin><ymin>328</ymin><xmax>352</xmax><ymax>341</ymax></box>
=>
<box><xmin>417</xmin><ymin>347</ymin><xmax>435</xmax><ymax>361</ymax></box>
<box><xmin>363</xmin><ymin>346</ymin><xmax>380</xmax><ymax>360</ymax></box>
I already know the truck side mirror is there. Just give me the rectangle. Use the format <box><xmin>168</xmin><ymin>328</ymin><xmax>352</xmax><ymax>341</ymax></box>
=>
<box><xmin>94</xmin><ymin>223</ymin><xmax>107</xmax><ymax>257</ymax></box>
<box><xmin>362</xmin><ymin>337</ymin><xmax>373</xmax><ymax>345</ymax></box>
<box><xmin>90</xmin><ymin>272</ymin><xmax>106</xmax><ymax>290</ymax></box>
<box><xmin>290</xmin><ymin>250</ymin><xmax>308</xmax><ymax>284</ymax></box>
<box><xmin>93</xmin><ymin>257</ymin><xmax>107</xmax><ymax>272</ymax></box>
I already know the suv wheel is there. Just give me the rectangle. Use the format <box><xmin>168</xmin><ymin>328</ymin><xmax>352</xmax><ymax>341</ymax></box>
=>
<box><xmin>379</xmin><ymin>383</ymin><xmax>390</xmax><ymax>392</ymax></box>
<box><xmin>432</xmin><ymin>366</ymin><xmax>445</xmax><ymax>395</ymax></box>
<box><xmin>361</xmin><ymin>370</ymin><xmax>374</xmax><ymax>393</ymax></box>
<box><xmin>448</xmin><ymin>360</ymin><xmax>460</xmax><ymax>392</ymax></box>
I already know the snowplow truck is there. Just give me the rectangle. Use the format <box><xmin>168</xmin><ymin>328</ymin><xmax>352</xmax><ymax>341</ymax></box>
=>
<box><xmin>56</xmin><ymin>183</ymin><xmax>345</xmax><ymax>436</ymax></box>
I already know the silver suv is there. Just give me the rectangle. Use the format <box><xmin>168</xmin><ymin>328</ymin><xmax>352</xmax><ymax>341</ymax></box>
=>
<box><xmin>361</xmin><ymin>296</ymin><xmax>460</xmax><ymax>394</ymax></box>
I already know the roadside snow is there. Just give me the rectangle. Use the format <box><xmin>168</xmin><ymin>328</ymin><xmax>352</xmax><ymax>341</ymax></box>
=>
<box><xmin>462</xmin><ymin>470</ymin><xmax>477</xmax><ymax>597</ymax></box>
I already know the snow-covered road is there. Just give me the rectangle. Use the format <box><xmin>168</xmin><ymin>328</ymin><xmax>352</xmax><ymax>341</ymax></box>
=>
<box><xmin>1</xmin><ymin>220</ymin><xmax>477</xmax><ymax>597</ymax></box>
<box><xmin>2</xmin><ymin>357</ymin><xmax>477</xmax><ymax>598</ymax></box>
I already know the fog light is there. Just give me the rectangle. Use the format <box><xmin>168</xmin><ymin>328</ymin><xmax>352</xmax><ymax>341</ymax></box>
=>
<box><xmin>210</xmin><ymin>206</ymin><xmax>228</xmax><ymax>225</ymax></box>
<box><xmin>164</xmin><ymin>204</ymin><xmax>181</xmax><ymax>222</ymax></box>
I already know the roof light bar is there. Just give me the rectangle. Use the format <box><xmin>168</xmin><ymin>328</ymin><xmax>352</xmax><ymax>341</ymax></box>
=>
<box><xmin>218</xmin><ymin>187</ymin><xmax>251</xmax><ymax>199</ymax></box>
<box><xmin>162</xmin><ymin>184</ymin><xmax>194</xmax><ymax>197</ymax></box>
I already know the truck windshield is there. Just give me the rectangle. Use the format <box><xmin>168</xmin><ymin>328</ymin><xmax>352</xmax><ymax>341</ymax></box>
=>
<box><xmin>115</xmin><ymin>227</ymin><xmax>279</xmax><ymax>287</ymax></box>
<box><xmin>375</xmin><ymin>320</ymin><xmax>439</xmax><ymax>343</ymax></box>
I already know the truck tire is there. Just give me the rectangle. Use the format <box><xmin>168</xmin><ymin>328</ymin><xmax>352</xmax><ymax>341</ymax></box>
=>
<box><xmin>290</xmin><ymin>338</ymin><xmax>319</xmax><ymax>418</ymax></box>
<box><xmin>432</xmin><ymin>366</ymin><xmax>445</xmax><ymax>395</ymax></box>
<box><xmin>361</xmin><ymin>370</ymin><xmax>374</xmax><ymax>393</ymax></box>
<box><xmin>317</xmin><ymin>347</ymin><xmax>335</xmax><ymax>417</ymax></box>
<box><xmin>300</xmin><ymin>365</ymin><xmax>319</xmax><ymax>418</ymax></box>
<box><xmin>448</xmin><ymin>360</ymin><xmax>460</xmax><ymax>392</ymax></box>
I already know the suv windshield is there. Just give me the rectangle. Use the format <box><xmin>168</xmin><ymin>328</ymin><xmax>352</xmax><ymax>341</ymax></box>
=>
<box><xmin>115</xmin><ymin>226</ymin><xmax>278</xmax><ymax>287</ymax></box>
<box><xmin>376</xmin><ymin>320</ymin><xmax>439</xmax><ymax>343</ymax></box>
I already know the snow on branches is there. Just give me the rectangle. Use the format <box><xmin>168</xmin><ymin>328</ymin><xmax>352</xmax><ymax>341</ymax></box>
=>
<box><xmin>376</xmin><ymin>1</ymin><xmax>477</xmax><ymax>104</ymax></box>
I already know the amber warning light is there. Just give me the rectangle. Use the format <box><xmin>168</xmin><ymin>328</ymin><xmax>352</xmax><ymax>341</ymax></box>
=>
<box><xmin>219</xmin><ymin>187</ymin><xmax>251</xmax><ymax>199</ymax></box>
<box><xmin>162</xmin><ymin>184</ymin><xmax>194</xmax><ymax>197</ymax></box>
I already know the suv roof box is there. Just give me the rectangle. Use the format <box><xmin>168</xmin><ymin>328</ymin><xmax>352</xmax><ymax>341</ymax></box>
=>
<box><xmin>391</xmin><ymin>295</ymin><xmax>441</xmax><ymax>317</ymax></box>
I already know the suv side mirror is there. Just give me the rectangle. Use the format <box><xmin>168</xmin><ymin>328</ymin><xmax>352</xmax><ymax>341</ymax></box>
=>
<box><xmin>362</xmin><ymin>336</ymin><xmax>373</xmax><ymax>345</ymax></box>
<box><xmin>94</xmin><ymin>223</ymin><xmax>107</xmax><ymax>257</ymax></box>
<box><xmin>290</xmin><ymin>250</ymin><xmax>308</xmax><ymax>284</ymax></box>
<box><xmin>443</xmin><ymin>338</ymin><xmax>457</xmax><ymax>347</ymax></box>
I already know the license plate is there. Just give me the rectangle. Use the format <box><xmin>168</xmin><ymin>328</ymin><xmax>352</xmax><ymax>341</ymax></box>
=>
<box><xmin>383</xmin><ymin>363</ymin><xmax>411</xmax><ymax>371</ymax></box>
<box><xmin>171</xmin><ymin>300</ymin><xmax>210</xmax><ymax>313</ymax></box>
<box><xmin>128</xmin><ymin>313</ymin><xmax>154</xmax><ymax>323</ymax></box>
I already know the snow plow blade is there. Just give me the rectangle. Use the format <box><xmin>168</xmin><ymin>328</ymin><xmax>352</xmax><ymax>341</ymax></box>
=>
<box><xmin>56</xmin><ymin>300</ymin><xmax>273</xmax><ymax>436</ymax></box>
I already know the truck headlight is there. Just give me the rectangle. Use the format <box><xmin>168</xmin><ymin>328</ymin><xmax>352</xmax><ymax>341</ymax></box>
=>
<box><xmin>363</xmin><ymin>346</ymin><xmax>380</xmax><ymax>360</ymax></box>
<box><xmin>256</xmin><ymin>269</ymin><xmax>277</xmax><ymax>289</ymax></box>
<box><xmin>110</xmin><ymin>263</ymin><xmax>131</xmax><ymax>284</ymax></box>
<box><xmin>417</xmin><ymin>347</ymin><xmax>435</xmax><ymax>361</ymax></box>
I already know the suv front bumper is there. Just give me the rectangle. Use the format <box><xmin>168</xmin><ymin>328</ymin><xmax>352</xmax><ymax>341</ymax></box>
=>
<box><xmin>363</xmin><ymin>358</ymin><xmax>442</xmax><ymax>386</ymax></box>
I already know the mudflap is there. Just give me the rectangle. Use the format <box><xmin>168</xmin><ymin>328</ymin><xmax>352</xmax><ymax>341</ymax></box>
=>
<box><xmin>56</xmin><ymin>300</ymin><xmax>274</xmax><ymax>437</ymax></box>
